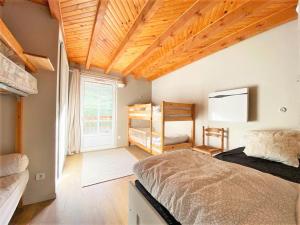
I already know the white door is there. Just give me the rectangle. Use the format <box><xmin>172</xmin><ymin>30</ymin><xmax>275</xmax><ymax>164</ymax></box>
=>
<box><xmin>80</xmin><ymin>78</ymin><xmax>116</xmax><ymax>151</ymax></box>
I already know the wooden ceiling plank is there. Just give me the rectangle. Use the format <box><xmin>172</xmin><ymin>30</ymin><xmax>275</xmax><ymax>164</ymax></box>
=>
<box><xmin>148</xmin><ymin>5</ymin><xmax>297</xmax><ymax>80</ymax></box>
<box><xmin>106</xmin><ymin>6</ymin><xmax>124</xmax><ymax>32</ymax></box>
<box><xmin>104</xmin><ymin>0</ymin><xmax>162</xmax><ymax>74</ymax></box>
<box><xmin>64</xmin><ymin>21</ymin><xmax>94</xmax><ymax>31</ymax></box>
<box><xmin>101</xmin><ymin>23</ymin><xmax>120</xmax><ymax>45</ymax></box>
<box><xmin>62</xmin><ymin>6</ymin><xmax>98</xmax><ymax>18</ymax></box>
<box><xmin>139</xmin><ymin>0</ymin><xmax>270</xmax><ymax>77</ymax></box>
<box><xmin>85</xmin><ymin>0</ymin><xmax>109</xmax><ymax>69</ymax></box>
<box><xmin>0</xmin><ymin>19</ymin><xmax>37</xmax><ymax>72</ymax></box>
<box><xmin>63</xmin><ymin>11</ymin><xmax>96</xmax><ymax>22</ymax></box>
<box><xmin>63</xmin><ymin>17</ymin><xmax>95</xmax><ymax>26</ymax></box>
<box><xmin>61</xmin><ymin>0</ymin><xmax>92</xmax><ymax>8</ymax></box>
<box><xmin>104</xmin><ymin>13</ymin><xmax>125</xmax><ymax>40</ymax></box>
<box><xmin>111</xmin><ymin>0</ymin><xmax>131</xmax><ymax>27</ymax></box>
<box><xmin>120</xmin><ymin>0</ymin><xmax>135</xmax><ymax>22</ymax></box>
<box><xmin>61</xmin><ymin>1</ymin><xmax>98</xmax><ymax>14</ymax></box>
<box><xmin>144</xmin><ymin>0</ymin><xmax>296</xmax><ymax>77</ymax></box>
<box><xmin>122</xmin><ymin>0</ymin><xmax>219</xmax><ymax>76</ymax></box>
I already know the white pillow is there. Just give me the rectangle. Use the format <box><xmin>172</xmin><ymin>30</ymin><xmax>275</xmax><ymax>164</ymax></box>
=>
<box><xmin>244</xmin><ymin>130</ymin><xmax>300</xmax><ymax>167</ymax></box>
<box><xmin>0</xmin><ymin>153</ymin><xmax>29</xmax><ymax>177</ymax></box>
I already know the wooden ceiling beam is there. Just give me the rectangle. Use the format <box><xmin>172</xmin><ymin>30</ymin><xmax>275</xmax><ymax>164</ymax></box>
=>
<box><xmin>148</xmin><ymin>5</ymin><xmax>297</xmax><ymax>80</ymax></box>
<box><xmin>140</xmin><ymin>0</ymin><xmax>271</xmax><ymax>78</ymax></box>
<box><xmin>85</xmin><ymin>0</ymin><xmax>109</xmax><ymax>69</ymax></box>
<box><xmin>0</xmin><ymin>19</ymin><xmax>37</xmax><ymax>72</ymax></box>
<box><xmin>48</xmin><ymin>0</ymin><xmax>60</xmax><ymax>21</ymax></box>
<box><xmin>122</xmin><ymin>0</ymin><xmax>218</xmax><ymax>77</ymax></box>
<box><xmin>104</xmin><ymin>0</ymin><xmax>162</xmax><ymax>74</ymax></box>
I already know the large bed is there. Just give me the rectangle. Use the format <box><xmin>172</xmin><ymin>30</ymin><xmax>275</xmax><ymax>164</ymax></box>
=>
<box><xmin>130</xmin><ymin>148</ymin><xmax>300</xmax><ymax>225</ymax></box>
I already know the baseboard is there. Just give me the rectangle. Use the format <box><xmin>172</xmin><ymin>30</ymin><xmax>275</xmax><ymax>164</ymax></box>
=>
<box><xmin>23</xmin><ymin>192</ymin><xmax>56</xmax><ymax>205</ymax></box>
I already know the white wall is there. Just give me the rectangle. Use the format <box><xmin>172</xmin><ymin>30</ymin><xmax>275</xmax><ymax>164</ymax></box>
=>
<box><xmin>0</xmin><ymin>95</ymin><xmax>16</xmax><ymax>154</ymax></box>
<box><xmin>152</xmin><ymin>21</ymin><xmax>300</xmax><ymax>149</ymax></box>
<box><xmin>1</xmin><ymin>1</ymin><xmax>60</xmax><ymax>204</ymax></box>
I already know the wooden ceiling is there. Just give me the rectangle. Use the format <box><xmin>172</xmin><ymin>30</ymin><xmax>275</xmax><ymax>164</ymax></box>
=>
<box><xmin>47</xmin><ymin>0</ymin><xmax>297</xmax><ymax>79</ymax></box>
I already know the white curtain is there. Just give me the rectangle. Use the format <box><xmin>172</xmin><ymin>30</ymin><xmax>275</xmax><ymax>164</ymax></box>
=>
<box><xmin>67</xmin><ymin>69</ymin><xmax>81</xmax><ymax>155</ymax></box>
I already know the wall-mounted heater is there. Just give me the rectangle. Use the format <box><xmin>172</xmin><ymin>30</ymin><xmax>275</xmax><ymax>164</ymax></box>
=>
<box><xmin>208</xmin><ymin>88</ymin><xmax>249</xmax><ymax>122</ymax></box>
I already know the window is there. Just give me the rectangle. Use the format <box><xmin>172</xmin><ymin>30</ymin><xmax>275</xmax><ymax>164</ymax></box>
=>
<box><xmin>81</xmin><ymin>78</ymin><xmax>116</xmax><ymax>151</ymax></box>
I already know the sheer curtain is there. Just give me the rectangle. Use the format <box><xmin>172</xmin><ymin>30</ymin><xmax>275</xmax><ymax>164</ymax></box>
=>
<box><xmin>67</xmin><ymin>69</ymin><xmax>81</xmax><ymax>155</ymax></box>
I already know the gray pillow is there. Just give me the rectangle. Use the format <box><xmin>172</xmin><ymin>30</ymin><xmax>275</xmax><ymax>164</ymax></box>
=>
<box><xmin>0</xmin><ymin>153</ymin><xmax>29</xmax><ymax>177</ymax></box>
<box><xmin>244</xmin><ymin>130</ymin><xmax>300</xmax><ymax>167</ymax></box>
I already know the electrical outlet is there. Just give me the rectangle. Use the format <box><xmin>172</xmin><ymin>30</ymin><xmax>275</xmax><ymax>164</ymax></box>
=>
<box><xmin>36</xmin><ymin>173</ymin><xmax>45</xmax><ymax>181</ymax></box>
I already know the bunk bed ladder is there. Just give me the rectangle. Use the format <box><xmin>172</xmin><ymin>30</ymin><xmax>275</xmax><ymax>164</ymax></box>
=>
<box><xmin>16</xmin><ymin>97</ymin><xmax>23</xmax><ymax>154</ymax></box>
<box><xmin>149</xmin><ymin>103</ymin><xmax>153</xmax><ymax>153</ymax></box>
<box><xmin>191</xmin><ymin>104</ymin><xmax>195</xmax><ymax>146</ymax></box>
<box><xmin>160</xmin><ymin>101</ymin><xmax>165</xmax><ymax>152</ymax></box>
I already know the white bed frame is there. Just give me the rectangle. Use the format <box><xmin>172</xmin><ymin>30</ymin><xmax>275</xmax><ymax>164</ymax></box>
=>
<box><xmin>128</xmin><ymin>181</ymin><xmax>168</xmax><ymax>225</ymax></box>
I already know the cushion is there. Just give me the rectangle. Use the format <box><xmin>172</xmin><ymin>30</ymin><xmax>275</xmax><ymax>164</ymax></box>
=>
<box><xmin>244</xmin><ymin>130</ymin><xmax>300</xmax><ymax>167</ymax></box>
<box><xmin>0</xmin><ymin>154</ymin><xmax>29</xmax><ymax>177</ymax></box>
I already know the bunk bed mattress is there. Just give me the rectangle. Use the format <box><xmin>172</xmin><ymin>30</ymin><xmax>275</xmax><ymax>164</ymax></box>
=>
<box><xmin>129</xmin><ymin>128</ymin><xmax>151</xmax><ymax>148</ymax></box>
<box><xmin>152</xmin><ymin>135</ymin><xmax>189</xmax><ymax>146</ymax></box>
<box><xmin>133</xmin><ymin>150</ymin><xmax>299</xmax><ymax>225</ymax></box>
<box><xmin>0</xmin><ymin>170</ymin><xmax>29</xmax><ymax>225</ymax></box>
<box><xmin>0</xmin><ymin>53</ymin><xmax>38</xmax><ymax>94</ymax></box>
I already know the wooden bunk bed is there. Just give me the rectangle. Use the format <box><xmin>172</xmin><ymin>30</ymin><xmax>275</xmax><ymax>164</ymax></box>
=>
<box><xmin>128</xmin><ymin>101</ymin><xmax>195</xmax><ymax>155</ymax></box>
<box><xmin>128</xmin><ymin>103</ymin><xmax>152</xmax><ymax>154</ymax></box>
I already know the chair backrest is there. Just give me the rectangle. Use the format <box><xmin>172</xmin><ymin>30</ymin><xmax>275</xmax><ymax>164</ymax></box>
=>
<box><xmin>202</xmin><ymin>126</ymin><xmax>225</xmax><ymax>150</ymax></box>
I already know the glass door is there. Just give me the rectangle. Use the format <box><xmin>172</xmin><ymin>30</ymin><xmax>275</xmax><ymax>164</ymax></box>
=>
<box><xmin>80</xmin><ymin>77</ymin><xmax>116</xmax><ymax>151</ymax></box>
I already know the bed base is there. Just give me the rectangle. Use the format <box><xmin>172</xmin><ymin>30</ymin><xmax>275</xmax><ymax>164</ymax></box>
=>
<box><xmin>128</xmin><ymin>181</ymin><xmax>167</xmax><ymax>225</ymax></box>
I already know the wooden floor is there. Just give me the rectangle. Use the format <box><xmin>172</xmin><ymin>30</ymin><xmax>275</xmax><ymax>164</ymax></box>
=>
<box><xmin>10</xmin><ymin>146</ymin><xmax>151</xmax><ymax>225</ymax></box>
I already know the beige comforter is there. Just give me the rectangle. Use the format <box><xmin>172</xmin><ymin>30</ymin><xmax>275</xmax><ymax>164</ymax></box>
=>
<box><xmin>133</xmin><ymin>150</ymin><xmax>299</xmax><ymax>225</ymax></box>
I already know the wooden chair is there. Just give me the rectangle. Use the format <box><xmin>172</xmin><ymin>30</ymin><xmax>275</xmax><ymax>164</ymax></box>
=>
<box><xmin>193</xmin><ymin>126</ymin><xmax>225</xmax><ymax>156</ymax></box>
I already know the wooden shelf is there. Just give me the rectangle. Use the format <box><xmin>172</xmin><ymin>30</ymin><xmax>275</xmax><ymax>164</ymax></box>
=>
<box><xmin>24</xmin><ymin>52</ymin><xmax>54</xmax><ymax>71</ymax></box>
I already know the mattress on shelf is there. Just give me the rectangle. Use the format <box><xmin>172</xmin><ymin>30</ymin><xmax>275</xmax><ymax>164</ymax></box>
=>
<box><xmin>0</xmin><ymin>52</ymin><xmax>38</xmax><ymax>95</ymax></box>
<box><xmin>0</xmin><ymin>170</ymin><xmax>29</xmax><ymax>225</ymax></box>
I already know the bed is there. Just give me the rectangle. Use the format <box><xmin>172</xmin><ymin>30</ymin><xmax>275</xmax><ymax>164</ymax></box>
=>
<box><xmin>130</xmin><ymin>148</ymin><xmax>300</xmax><ymax>225</ymax></box>
<box><xmin>0</xmin><ymin>170</ymin><xmax>29</xmax><ymax>225</ymax></box>
<box><xmin>128</xmin><ymin>102</ymin><xmax>195</xmax><ymax>155</ymax></box>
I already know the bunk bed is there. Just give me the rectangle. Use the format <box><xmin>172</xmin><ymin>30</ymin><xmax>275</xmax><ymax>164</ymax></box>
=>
<box><xmin>0</xmin><ymin>19</ymin><xmax>37</xmax><ymax>225</ymax></box>
<box><xmin>128</xmin><ymin>101</ymin><xmax>195</xmax><ymax>155</ymax></box>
